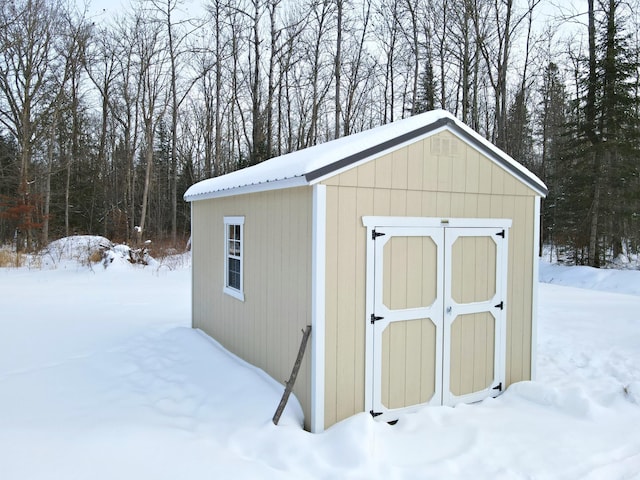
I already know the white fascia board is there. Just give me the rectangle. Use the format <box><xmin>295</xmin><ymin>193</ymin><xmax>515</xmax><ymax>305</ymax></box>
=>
<box><xmin>310</xmin><ymin>184</ymin><xmax>327</xmax><ymax>433</ymax></box>
<box><xmin>185</xmin><ymin>176</ymin><xmax>308</xmax><ymax>202</ymax></box>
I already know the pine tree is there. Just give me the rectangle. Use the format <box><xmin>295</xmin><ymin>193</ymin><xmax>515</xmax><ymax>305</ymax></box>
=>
<box><xmin>588</xmin><ymin>0</ymin><xmax>640</xmax><ymax>263</ymax></box>
<box><xmin>505</xmin><ymin>88</ymin><xmax>534</xmax><ymax>171</ymax></box>
<box><xmin>559</xmin><ymin>0</ymin><xmax>640</xmax><ymax>265</ymax></box>
<box><xmin>538</xmin><ymin>62</ymin><xmax>569</xmax><ymax>258</ymax></box>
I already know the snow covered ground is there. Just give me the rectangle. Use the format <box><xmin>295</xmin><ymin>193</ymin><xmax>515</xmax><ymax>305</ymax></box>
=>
<box><xmin>1</xmin><ymin>242</ymin><xmax>640</xmax><ymax>479</ymax></box>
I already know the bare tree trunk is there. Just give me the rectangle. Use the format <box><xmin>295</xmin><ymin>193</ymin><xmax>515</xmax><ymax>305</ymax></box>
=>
<box><xmin>138</xmin><ymin>127</ymin><xmax>154</xmax><ymax>244</ymax></box>
<box><xmin>249</xmin><ymin>0</ymin><xmax>263</xmax><ymax>165</ymax></box>
<box><xmin>586</xmin><ymin>0</ymin><xmax>600</xmax><ymax>266</ymax></box>
<box><xmin>405</xmin><ymin>0</ymin><xmax>419</xmax><ymax>115</ymax></box>
<box><xmin>334</xmin><ymin>0</ymin><xmax>343</xmax><ymax>138</ymax></box>
<box><xmin>460</xmin><ymin>1</ymin><xmax>471</xmax><ymax>123</ymax></box>
<box><xmin>43</xmin><ymin>113</ymin><xmax>56</xmax><ymax>246</ymax></box>
<box><xmin>377</xmin><ymin>0</ymin><xmax>399</xmax><ymax>123</ymax></box>
<box><xmin>343</xmin><ymin>0</ymin><xmax>372</xmax><ymax>136</ymax></box>
<box><xmin>589</xmin><ymin>156</ymin><xmax>601</xmax><ymax>267</ymax></box>
<box><xmin>265</xmin><ymin>0</ymin><xmax>281</xmax><ymax>157</ymax></box>
<box><xmin>167</xmin><ymin>1</ymin><xmax>179</xmax><ymax>245</ymax></box>
<box><xmin>65</xmin><ymin>149</ymin><xmax>71</xmax><ymax>237</ymax></box>
<box><xmin>214</xmin><ymin>1</ymin><xmax>223</xmax><ymax>175</ymax></box>
<box><xmin>306</xmin><ymin>0</ymin><xmax>332</xmax><ymax>146</ymax></box>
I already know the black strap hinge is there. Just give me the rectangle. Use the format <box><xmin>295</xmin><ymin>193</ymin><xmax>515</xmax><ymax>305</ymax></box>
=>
<box><xmin>370</xmin><ymin>313</ymin><xmax>384</xmax><ymax>324</ymax></box>
<box><xmin>493</xmin><ymin>382</ymin><xmax>503</xmax><ymax>391</ymax></box>
<box><xmin>496</xmin><ymin>229</ymin><xmax>505</xmax><ymax>238</ymax></box>
<box><xmin>372</xmin><ymin>229</ymin><xmax>386</xmax><ymax>240</ymax></box>
<box><xmin>370</xmin><ymin>410</ymin><xmax>382</xmax><ymax>418</ymax></box>
<box><xmin>494</xmin><ymin>301</ymin><xmax>504</xmax><ymax>310</ymax></box>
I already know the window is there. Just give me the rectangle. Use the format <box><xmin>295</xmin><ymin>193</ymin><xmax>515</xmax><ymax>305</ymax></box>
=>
<box><xmin>224</xmin><ymin>216</ymin><xmax>244</xmax><ymax>301</ymax></box>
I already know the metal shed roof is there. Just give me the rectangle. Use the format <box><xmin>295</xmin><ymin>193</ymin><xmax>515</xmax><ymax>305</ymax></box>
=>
<box><xmin>184</xmin><ymin>109</ymin><xmax>547</xmax><ymax>201</ymax></box>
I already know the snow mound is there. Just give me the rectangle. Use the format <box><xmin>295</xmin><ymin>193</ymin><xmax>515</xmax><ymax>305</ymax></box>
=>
<box><xmin>43</xmin><ymin>235</ymin><xmax>111</xmax><ymax>267</ymax></box>
<box><xmin>41</xmin><ymin>235</ymin><xmax>157</xmax><ymax>270</ymax></box>
<box><xmin>507</xmin><ymin>381</ymin><xmax>593</xmax><ymax>418</ymax></box>
<box><xmin>539</xmin><ymin>260</ymin><xmax>640</xmax><ymax>296</ymax></box>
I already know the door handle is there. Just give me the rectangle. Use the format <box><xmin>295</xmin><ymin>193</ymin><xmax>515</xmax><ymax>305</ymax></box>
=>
<box><xmin>446</xmin><ymin>306</ymin><xmax>452</xmax><ymax>314</ymax></box>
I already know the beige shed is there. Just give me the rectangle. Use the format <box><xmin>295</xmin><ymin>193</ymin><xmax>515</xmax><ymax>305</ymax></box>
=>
<box><xmin>184</xmin><ymin>109</ymin><xmax>547</xmax><ymax>433</ymax></box>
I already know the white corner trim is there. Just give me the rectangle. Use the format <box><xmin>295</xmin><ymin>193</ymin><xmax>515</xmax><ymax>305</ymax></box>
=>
<box><xmin>310</xmin><ymin>184</ymin><xmax>327</xmax><ymax>433</ymax></box>
<box><xmin>531</xmin><ymin>196</ymin><xmax>541</xmax><ymax>381</ymax></box>
<box><xmin>190</xmin><ymin>204</ymin><xmax>195</xmax><ymax>328</ymax></box>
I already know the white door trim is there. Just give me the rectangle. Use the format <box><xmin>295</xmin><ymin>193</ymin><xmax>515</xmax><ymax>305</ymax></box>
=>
<box><xmin>363</xmin><ymin>216</ymin><xmax>512</xmax><ymax>420</ymax></box>
<box><xmin>363</xmin><ymin>216</ymin><xmax>512</xmax><ymax>230</ymax></box>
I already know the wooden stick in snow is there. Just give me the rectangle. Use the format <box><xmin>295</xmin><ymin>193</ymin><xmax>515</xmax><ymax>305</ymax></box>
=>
<box><xmin>272</xmin><ymin>325</ymin><xmax>312</xmax><ymax>426</ymax></box>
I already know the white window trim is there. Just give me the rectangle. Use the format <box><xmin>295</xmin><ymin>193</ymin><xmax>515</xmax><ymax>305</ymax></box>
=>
<box><xmin>224</xmin><ymin>216</ymin><xmax>245</xmax><ymax>301</ymax></box>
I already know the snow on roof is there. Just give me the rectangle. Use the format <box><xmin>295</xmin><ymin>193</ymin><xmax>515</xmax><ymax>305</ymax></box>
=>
<box><xmin>184</xmin><ymin>109</ymin><xmax>547</xmax><ymax>201</ymax></box>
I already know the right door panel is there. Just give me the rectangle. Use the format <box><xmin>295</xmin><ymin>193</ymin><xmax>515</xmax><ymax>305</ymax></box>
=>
<box><xmin>443</xmin><ymin>227</ymin><xmax>506</xmax><ymax>406</ymax></box>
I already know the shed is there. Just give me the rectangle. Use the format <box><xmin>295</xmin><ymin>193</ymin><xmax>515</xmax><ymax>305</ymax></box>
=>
<box><xmin>184</xmin><ymin>109</ymin><xmax>547</xmax><ymax>433</ymax></box>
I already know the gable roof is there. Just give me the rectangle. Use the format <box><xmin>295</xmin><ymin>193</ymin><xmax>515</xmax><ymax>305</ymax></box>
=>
<box><xmin>184</xmin><ymin>109</ymin><xmax>547</xmax><ymax>201</ymax></box>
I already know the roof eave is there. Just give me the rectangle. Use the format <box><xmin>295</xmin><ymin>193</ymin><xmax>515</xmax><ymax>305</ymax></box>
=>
<box><xmin>184</xmin><ymin>175</ymin><xmax>308</xmax><ymax>202</ymax></box>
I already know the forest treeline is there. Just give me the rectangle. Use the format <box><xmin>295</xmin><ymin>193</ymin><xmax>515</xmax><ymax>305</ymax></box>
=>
<box><xmin>0</xmin><ymin>0</ymin><xmax>639</xmax><ymax>266</ymax></box>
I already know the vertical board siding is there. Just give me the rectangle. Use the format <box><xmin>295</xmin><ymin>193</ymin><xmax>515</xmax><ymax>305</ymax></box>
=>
<box><xmin>336</xmin><ymin>187</ymin><xmax>358</xmax><ymax>421</ymax></box>
<box><xmin>322</xmin><ymin>130</ymin><xmax>538</xmax><ymax>427</ymax></box>
<box><xmin>191</xmin><ymin>187</ymin><xmax>313</xmax><ymax>429</ymax></box>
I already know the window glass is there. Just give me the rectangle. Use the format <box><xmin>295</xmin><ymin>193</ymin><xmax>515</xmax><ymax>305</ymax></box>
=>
<box><xmin>224</xmin><ymin>217</ymin><xmax>244</xmax><ymax>300</ymax></box>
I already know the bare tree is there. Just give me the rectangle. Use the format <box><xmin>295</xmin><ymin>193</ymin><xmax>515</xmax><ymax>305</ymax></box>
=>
<box><xmin>341</xmin><ymin>0</ymin><xmax>375</xmax><ymax>136</ymax></box>
<box><xmin>304</xmin><ymin>0</ymin><xmax>335</xmax><ymax>147</ymax></box>
<box><xmin>109</xmin><ymin>14</ymin><xmax>143</xmax><ymax>240</ymax></box>
<box><xmin>375</xmin><ymin>0</ymin><xmax>401</xmax><ymax>123</ymax></box>
<box><xmin>0</xmin><ymin>0</ymin><xmax>65</xmax><ymax>250</ymax></box>
<box><xmin>133</xmin><ymin>11</ymin><xmax>169</xmax><ymax>244</ymax></box>
<box><xmin>146</xmin><ymin>0</ymin><xmax>200</xmax><ymax>244</ymax></box>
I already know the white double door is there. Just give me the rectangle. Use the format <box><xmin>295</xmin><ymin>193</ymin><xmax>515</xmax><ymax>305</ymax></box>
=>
<box><xmin>366</xmin><ymin>220</ymin><xmax>509</xmax><ymax>419</ymax></box>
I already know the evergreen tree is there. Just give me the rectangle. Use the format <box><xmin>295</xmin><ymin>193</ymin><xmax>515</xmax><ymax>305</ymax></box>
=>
<box><xmin>505</xmin><ymin>88</ymin><xmax>534</xmax><ymax>171</ymax></box>
<box><xmin>414</xmin><ymin>61</ymin><xmax>437</xmax><ymax>114</ymax></box>
<box><xmin>560</xmin><ymin>0</ymin><xmax>640</xmax><ymax>265</ymax></box>
<box><xmin>0</xmin><ymin>134</ymin><xmax>18</xmax><ymax>243</ymax></box>
<box><xmin>538</xmin><ymin>62</ymin><xmax>569</xmax><ymax>258</ymax></box>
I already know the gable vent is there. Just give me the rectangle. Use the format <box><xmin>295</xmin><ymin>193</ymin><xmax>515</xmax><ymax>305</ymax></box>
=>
<box><xmin>431</xmin><ymin>136</ymin><xmax>459</xmax><ymax>157</ymax></box>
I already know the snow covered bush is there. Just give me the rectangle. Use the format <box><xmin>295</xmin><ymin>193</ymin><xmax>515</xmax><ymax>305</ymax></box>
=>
<box><xmin>40</xmin><ymin>235</ymin><xmax>158</xmax><ymax>270</ymax></box>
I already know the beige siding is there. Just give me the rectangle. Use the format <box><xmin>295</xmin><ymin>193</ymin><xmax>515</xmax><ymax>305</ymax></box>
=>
<box><xmin>191</xmin><ymin>187</ymin><xmax>313</xmax><ymax>429</ymax></box>
<box><xmin>322</xmin><ymin>130</ymin><xmax>538</xmax><ymax>428</ymax></box>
